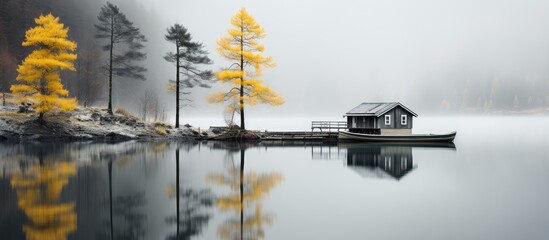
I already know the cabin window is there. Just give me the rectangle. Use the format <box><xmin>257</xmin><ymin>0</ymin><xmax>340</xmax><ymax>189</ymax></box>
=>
<box><xmin>401</xmin><ymin>156</ymin><xmax>408</xmax><ymax>170</ymax></box>
<box><xmin>401</xmin><ymin>115</ymin><xmax>407</xmax><ymax>125</ymax></box>
<box><xmin>384</xmin><ymin>156</ymin><xmax>392</xmax><ymax>169</ymax></box>
<box><xmin>384</xmin><ymin>115</ymin><xmax>391</xmax><ymax>125</ymax></box>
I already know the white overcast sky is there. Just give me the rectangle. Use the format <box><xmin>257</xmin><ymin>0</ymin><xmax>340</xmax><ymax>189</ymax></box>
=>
<box><xmin>117</xmin><ymin>0</ymin><xmax>549</xmax><ymax>118</ymax></box>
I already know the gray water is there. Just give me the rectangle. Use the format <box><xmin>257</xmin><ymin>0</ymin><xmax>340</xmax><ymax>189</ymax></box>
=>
<box><xmin>0</xmin><ymin>116</ymin><xmax>548</xmax><ymax>240</ymax></box>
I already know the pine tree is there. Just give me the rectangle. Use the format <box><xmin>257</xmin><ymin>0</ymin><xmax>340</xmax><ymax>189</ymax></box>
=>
<box><xmin>95</xmin><ymin>2</ymin><xmax>147</xmax><ymax>114</ymax></box>
<box><xmin>208</xmin><ymin>8</ymin><xmax>284</xmax><ymax>130</ymax></box>
<box><xmin>10</xmin><ymin>14</ymin><xmax>77</xmax><ymax>119</ymax></box>
<box><xmin>164</xmin><ymin>24</ymin><xmax>213</xmax><ymax>128</ymax></box>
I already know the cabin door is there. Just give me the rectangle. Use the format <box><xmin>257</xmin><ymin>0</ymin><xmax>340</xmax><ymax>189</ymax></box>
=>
<box><xmin>352</xmin><ymin>117</ymin><xmax>357</xmax><ymax>128</ymax></box>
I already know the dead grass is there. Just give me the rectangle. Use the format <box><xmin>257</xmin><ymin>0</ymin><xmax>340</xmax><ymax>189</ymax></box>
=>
<box><xmin>115</xmin><ymin>108</ymin><xmax>132</xmax><ymax>117</ymax></box>
<box><xmin>154</xmin><ymin>126</ymin><xmax>167</xmax><ymax>136</ymax></box>
<box><xmin>0</xmin><ymin>111</ymin><xmax>29</xmax><ymax>121</ymax></box>
<box><xmin>1</xmin><ymin>93</ymin><xmax>18</xmax><ymax>105</ymax></box>
<box><xmin>153</xmin><ymin>121</ymin><xmax>173</xmax><ymax>128</ymax></box>
<box><xmin>0</xmin><ymin>111</ymin><xmax>20</xmax><ymax>116</ymax></box>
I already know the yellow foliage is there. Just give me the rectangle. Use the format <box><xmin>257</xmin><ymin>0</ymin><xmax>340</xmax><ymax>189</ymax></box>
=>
<box><xmin>217</xmin><ymin>204</ymin><xmax>274</xmax><ymax>239</ymax></box>
<box><xmin>10</xmin><ymin>14</ymin><xmax>77</xmax><ymax>116</ymax></box>
<box><xmin>166</xmin><ymin>82</ymin><xmax>176</xmax><ymax>92</ymax></box>
<box><xmin>210</xmin><ymin>8</ymin><xmax>284</xmax><ymax>113</ymax></box>
<box><xmin>215</xmin><ymin>70</ymin><xmax>244</xmax><ymax>82</ymax></box>
<box><xmin>207</xmin><ymin>170</ymin><xmax>283</xmax><ymax>212</ymax></box>
<box><xmin>208</xmin><ymin>159</ymin><xmax>283</xmax><ymax>239</ymax></box>
<box><xmin>11</xmin><ymin>162</ymin><xmax>77</xmax><ymax>240</ymax></box>
<box><xmin>154</xmin><ymin>126</ymin><xmax>167</xmax><ymax>136</ymax></box>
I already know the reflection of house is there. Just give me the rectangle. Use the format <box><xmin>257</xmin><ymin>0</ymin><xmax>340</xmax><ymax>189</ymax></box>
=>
<box><xmin>345</xmin><ymin>144</ymin><xmax>415</xmax><ymax>180</ymax></box>
<box><xmin>344</xmin><ymin>102</ymin><xmax>418</xmax><ymax>135</ymax></box>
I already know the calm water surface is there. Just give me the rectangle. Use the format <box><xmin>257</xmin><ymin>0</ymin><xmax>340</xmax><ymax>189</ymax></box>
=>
<box><xmin>0</xmin><ymin>117</ymin><xmax>548</xmax><ymax>240</ymax></box>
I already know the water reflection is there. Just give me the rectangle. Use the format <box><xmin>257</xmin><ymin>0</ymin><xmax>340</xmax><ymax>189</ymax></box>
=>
<box><xmin>1</xmin><ymin>141</ymin><xmax>459</xmax><ymax>239</ymax></box>
<box><xmin>106</xmin><ymin>160</ymin><xmax>147</xmax><ymax>240</ymax></box>
<box><xmin>341</xmin><ymin>143</ymin><xmax>456</xmax><ymax>180</ymax></box>
<box><xmin>10</xmin><ymin>158</ymin><xmax>77</xmax><ymax>240</ymax></box>
<box><xmin>207</xmin><ymin>143</ymin><xmax>284</xmax><ymax>240</ymax></box>
<box><xmin>167</xmin><ymin>147</ymin><xmax>214</xmax><ymax>240</ymax></box>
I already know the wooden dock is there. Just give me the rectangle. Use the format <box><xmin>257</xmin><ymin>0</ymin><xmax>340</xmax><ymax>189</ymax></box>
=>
<box><xmin>261</xmin><ymin>131</ymin><xmax>339</xmax><ymax>141</ymax></box>
<box><xmin>203</xmin><ymin>121</ymin><xmax>346</xmax><ymax>141</ymax></box>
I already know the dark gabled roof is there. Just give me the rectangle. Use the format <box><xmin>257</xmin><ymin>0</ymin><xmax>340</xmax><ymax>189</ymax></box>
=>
<box><xmin>344</xmin><ymin>102</ymin><xmax>418</xmax><ymax>117</ymax></box>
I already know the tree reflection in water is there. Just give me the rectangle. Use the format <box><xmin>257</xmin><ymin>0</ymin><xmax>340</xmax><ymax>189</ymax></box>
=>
<box><xmin>208</xmin><ymin>144</ymin><xmax>283</xmax><ymax>240</ymax></box>
<box><xmin>96</xmin><ymin>160</ymin><xmax>146</xmax><ymax>240</ymax></box>
<box><xmin>166</xmin><ymin>148</ymin><xmax>214</xmax><ymax>240</ymax></box>
<box><xmin>10</xmin><ymin>158</ymin><xmax>77</xmax><ymax>240</ymax></box>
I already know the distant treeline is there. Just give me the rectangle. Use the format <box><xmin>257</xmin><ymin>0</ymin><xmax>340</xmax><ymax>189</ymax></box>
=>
<box><xmin>416</xmin><ymin>68</ymin><xmax>549</xmax><ymax>113</ymax></box>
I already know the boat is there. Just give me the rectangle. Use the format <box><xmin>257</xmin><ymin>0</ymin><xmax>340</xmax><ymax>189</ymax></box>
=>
<box><xmin>338</xmin><ymin>131</ymin><xmax>457</xmax><ymax>142</ymax></box>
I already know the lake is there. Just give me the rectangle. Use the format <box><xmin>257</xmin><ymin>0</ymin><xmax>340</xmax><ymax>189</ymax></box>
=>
<box><xmin>0</xmin><ymin>116</ymin><xmax>548</xmax><ymax>240</ymax></box>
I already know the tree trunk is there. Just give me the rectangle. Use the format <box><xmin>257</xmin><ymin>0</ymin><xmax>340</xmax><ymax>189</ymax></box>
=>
<box><xmin>108</xmin><ymin>16</ymin><xmax>114</xmax><ymax>115</ymax></box>
<box><xmin>175</xmin><ymin>42</ymin><xmax>180</xmax><ymax>128</ymax></box>
<box><xmin>239</xmin><ymin>25</ymin><xmax>245</xmax><ymax>130</ymax></box>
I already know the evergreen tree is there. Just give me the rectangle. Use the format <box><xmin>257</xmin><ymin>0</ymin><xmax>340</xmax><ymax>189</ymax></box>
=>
<box><xmin>10</xmin><ymin>14</ymin><xmax>77</xmax><ymax>119</ymax></box>
<box><xmin>164</xmin><ymin>24</ymin><xmax>213</xmax><ymax>128</ymax></box>
<box><xmin>95</xmin><ymin>1</ymin><xmax>147</xmax><ymax>114</ymax></box>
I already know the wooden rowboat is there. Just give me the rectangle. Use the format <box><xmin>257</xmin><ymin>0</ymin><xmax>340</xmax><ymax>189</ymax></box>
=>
<box><xmin>338</xmin><ymin>131</ymin><xmax>457</xmax><ymax>142</ymax></box>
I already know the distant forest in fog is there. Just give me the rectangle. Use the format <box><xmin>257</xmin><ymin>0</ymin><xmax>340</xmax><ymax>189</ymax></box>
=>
<box><xmin>1</xmin><ymin>0</ymin><xmax>548</xmax><ymax>116</ymax></box>
<box><xmin>415</xmin><ymin>66</ymin><xmax>549</xmax><ymax>113</ymax></box>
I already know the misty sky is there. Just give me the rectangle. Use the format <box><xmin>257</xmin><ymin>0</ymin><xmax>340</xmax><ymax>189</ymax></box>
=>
<box><xmin>109</xmin><ymin>0</ymin><xmax>549</xmax><ymax>120</ymax></box>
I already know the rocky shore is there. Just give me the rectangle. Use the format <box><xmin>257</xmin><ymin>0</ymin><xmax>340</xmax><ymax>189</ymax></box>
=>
<box><xmin>0</xmin><ymin>107</ymin><xmax>217</xmax><ymax>142</ymax></box>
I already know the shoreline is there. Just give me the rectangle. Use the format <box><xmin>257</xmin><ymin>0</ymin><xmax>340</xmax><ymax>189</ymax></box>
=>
<box><xmin>0</xmin><ymin>107</ymin><xmax>210</xmax><ymax>142</ymax></box>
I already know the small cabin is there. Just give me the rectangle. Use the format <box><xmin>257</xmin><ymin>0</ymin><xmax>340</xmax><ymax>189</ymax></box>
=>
<box><xmin>344</xmin><ymin>102</ymin><xmax>418</xmax><ymax>135</ymax></box>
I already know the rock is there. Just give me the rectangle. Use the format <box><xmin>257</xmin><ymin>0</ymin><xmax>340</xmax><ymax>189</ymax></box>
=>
<box><xmin>100</xmin><ymin>115</ymin><xmax>117</xmax><ymax>123</ymax></box>
<box><xmin>73</xmin><ymin>134</ymin><xmax>94</xmax><ymax>139</ymax></box>
<box><xmin>105</xmin><ymin>131</ymin><xmax>136</xmax><ymax>140</ymax></box>
<box><xmin>75</xmin><ymin>114</ymin><xmax>92</xmax><ymax>121</ymax></box>
<box><xmin>211</xmin><ymin>127</ymin><xmax>225</xmax><ymax>134</ymax></box>
<box><xmin>125</xmin><ymin>118</ymin><xmax>137</xmax><ymax>127</ymax></box>
<box><xmin>91</xmin><ymin>112</ymin><xmax>101</xmax><ymax>121</ymax></box>
<box><xmin>18</xmin><ymin>103</ymin><xmax>32</xmax><ymax>113</ymax></box>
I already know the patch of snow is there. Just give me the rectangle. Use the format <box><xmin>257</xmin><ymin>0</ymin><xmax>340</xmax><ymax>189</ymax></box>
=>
<box><xmin>75</xmin><ymin>114</ymin><xmax>93</xmax><ymax>121</ymax></box>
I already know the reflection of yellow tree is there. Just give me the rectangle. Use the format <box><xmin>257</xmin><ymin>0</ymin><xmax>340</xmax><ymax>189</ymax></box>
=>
<box><xmin>208</xmin><ymin>149</ymin><xmax>283</xmax><ymax>240</ymax></box>
<box><xmin>10</xmin><ymin>162</ymin><xmax>77</xmax><ymax>240</ymax></box>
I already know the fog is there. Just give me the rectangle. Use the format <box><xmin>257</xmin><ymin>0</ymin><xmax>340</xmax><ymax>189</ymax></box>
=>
<box><xmin>96</xmin><ymin>0</ymin><xmax>549</xmax><ymax>120</ymax></box>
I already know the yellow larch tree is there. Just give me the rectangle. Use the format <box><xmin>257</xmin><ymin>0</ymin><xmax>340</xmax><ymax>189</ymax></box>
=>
<box><xmin>11</xmin><ymin>14</ymin><xmax>77</xmax><ymax>119</ymax></box>
<box><xmin>208</xmin><ymin>8</ymin><xmax>284</xmax><ymax>130</ymax></box>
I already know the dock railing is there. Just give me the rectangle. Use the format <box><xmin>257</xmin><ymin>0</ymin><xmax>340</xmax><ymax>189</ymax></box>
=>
<box><xmin>311</xmin><ymin>121</ymin><xmax>347</xmax><ymax>132</ymax></box>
